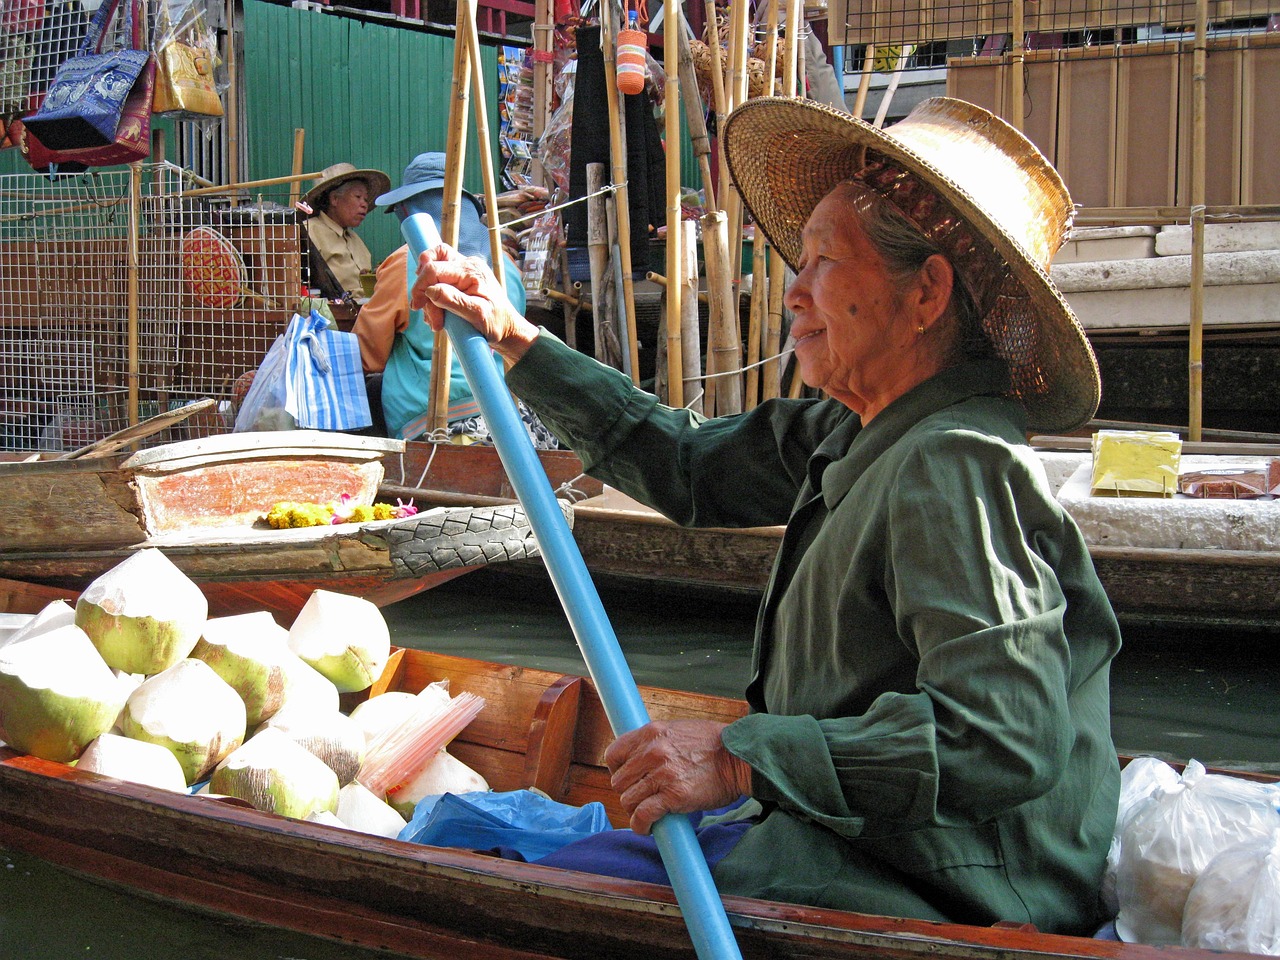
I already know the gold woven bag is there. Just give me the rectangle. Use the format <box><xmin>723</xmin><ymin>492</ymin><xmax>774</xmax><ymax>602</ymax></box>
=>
<box><xmin>152</xmin><ymin>38</ymin><xmax>222</xmax><ymax>119</ymax></box>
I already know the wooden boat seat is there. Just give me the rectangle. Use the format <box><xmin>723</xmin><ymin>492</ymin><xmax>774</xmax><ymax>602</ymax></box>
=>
<box><xmin>351</xmin><ymin>648</ymin><xmax>748</xmax><ymax>827</ymax></box>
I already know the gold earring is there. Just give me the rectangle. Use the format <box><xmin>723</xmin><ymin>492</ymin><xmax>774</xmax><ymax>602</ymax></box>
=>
<box><xmin>917</xmin><ymin>324</ymin><xmax>926</xmax><ymax>336</ymax></box>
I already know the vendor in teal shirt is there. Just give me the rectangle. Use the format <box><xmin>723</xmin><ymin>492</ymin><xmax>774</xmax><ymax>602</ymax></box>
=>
<box><xmin>409</xmin><ymin>98</ymin><xmax>1122</xmax><ymax>937</ymax></box>
<box><xmin>353</xmin><ymin>152</ymin><xmax>518</xmax><ymax>441</ymax></box>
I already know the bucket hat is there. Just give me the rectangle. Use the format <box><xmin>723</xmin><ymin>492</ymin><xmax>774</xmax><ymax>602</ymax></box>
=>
<box><xmin>302</xmin><ymin>162</ymin><xmax>392</xmax><ymax>211</ymax></box>
<box><xmin>376</xmin><ymin>152</ymin><xmax>489</xmax><ymax>263</ymax></box>
<box><xmin>723</xmin><ymin>96</ymin><xmax>1099</xmax><ymax>434</ymax></box>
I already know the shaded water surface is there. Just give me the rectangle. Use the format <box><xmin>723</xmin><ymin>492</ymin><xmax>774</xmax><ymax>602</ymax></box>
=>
<box><xmin>3</xmin><ymin>570</ymin><xmax>1277</xmax><ymax>958</ymax></box>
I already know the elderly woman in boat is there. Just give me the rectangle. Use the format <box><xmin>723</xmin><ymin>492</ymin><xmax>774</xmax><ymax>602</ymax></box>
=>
<box><xmin>411</xmin><ymin>97</ymin><xmax>1121</xmax><ymax>936</ymax></box>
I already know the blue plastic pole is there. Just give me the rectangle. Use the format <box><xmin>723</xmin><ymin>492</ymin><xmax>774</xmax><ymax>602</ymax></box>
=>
<box><xmin>401</xmin><ymin>211</ymin><xmax>743</xmax><ymax>960</ymax></box>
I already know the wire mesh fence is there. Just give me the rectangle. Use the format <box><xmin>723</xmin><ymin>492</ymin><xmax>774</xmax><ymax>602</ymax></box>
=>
<box><xmin>0</xmin><ymin>162</ymin><xmax>305</xmax><ymax>452</ymax></box>
<box><xmin>831</xmin><ymin>0</ymin><xmax>1280</xmax><ymax>209</ymax></box>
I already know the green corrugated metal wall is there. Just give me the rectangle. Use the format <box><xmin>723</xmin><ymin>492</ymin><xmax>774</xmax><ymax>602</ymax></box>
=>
<box><xmin>243</xmin><ymin>0</ymin><xmax>498</xmax><ymax>265</ymax></box>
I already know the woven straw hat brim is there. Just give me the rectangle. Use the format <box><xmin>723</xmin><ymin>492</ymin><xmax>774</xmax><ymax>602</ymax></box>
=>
<box><xmin>303</xmin><ymin>167</ymin><xmax>393</xmax><ymax>209</ymax></box>
<box><xmin>723</xmin><ymin>97</ymin><xmax>1100</xmax><ymax>434</ymax></box>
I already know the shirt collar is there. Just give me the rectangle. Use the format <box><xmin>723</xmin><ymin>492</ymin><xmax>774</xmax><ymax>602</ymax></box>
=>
<box><xmin>315</xmin><ymin>210</ymin><xmax>350</xmax><ymax>238</ymax></box>
<box><xmin>809</xmin><ymin>357</ymin><xmax>1018</xmax><ymax>508</ymax></box>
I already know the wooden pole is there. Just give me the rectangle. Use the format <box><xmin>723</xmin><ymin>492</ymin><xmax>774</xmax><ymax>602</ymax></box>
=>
<box><xmin>181</xmin><ymin>171</ymin><xmax>324</xmax><ymax>198</ymax></box>
<box><xmin>127</xmin><ymin>163</ymin><xmax>141</xmax><ymax>428</ymax></box>
<box><xmin>763</xmin><ymin>247</ymin><xmax>786</xmax><ymax>399</ymax></box>
<box><xmin>1010</xmin><ymin>0</ymin><xmax>1025</xmax><ymax>131</ymax></box>
<box><xmin>532</xmin><ymin>0</ymin><xmax>553</xmax><ymax>187</ymax></box>
<box><xmin>665</xmin><ymin>0</ymin><xmax>685</xmax><ymax>408</ymax></box>
<box><xmin>430</xmin><ymin>0</ymin><xmax>476</xmax><ymax>435</ymax></box>
<box><xmin>676</xmin><ymin>9</ymin><xmax>717</xmax><ymax>210</ymax></box>
<box><xmin>702</xmin><ymin>209</ymin><xmax>740</xmax><ymax>414</ymax></box>
<box><xmin>288</xmin><ymin>128</ymin><xmax>306</xmax><ymax>208</ymax></box>
<box><xmin>463</xmin><ymin>4</ymin><xmax>508</xmax><ymax>286</ymax></box>
<box><xmin>588</xmin><ymin>163</ymin><xmax>622</xmax><ymax>367</ymax></box>
<box><xmin>1188</xmin><ymin>0</ymin><xmax>1208</xmax><ymax>442</ymax></box>
<box><xmin>706</xmin><ymin>0</ymin><xmax>729</xmax><ymax>199</ymax></box>
<box><xmin>598</xmin><ymin>0</ymin><xmax>642</xmax><ymax>383</ymax></box>
<box><xmin>743</xmin><ymin>0</ymin><xmax>779</xmax><ymax>409</ymax></box>
<box><xmin>224</xmin><ymin>0</ymin><xmax>238</xmax><ymax>201</ymax></box>
<box><xmin>679</xmin><ymin>220</ymin><xmax>703</xmax><ymax>414</ymax></box>
<box><xmin>852</xmin><ymin>43</ymin><xmax>875</xmax><ymax>119</ymax></box>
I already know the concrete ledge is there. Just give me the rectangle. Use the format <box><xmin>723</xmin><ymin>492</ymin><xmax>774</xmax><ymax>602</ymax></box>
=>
<box><xmin>1052</xmin><ymin>250</ymin><xmax>1280</xmax><ymax>293</ymax></box>
<box><xmin>1156</xmin><ymin>221</ymin><xmax>1280</xmax><ymax>257</ymax></box>
<box><xmin>1054</xmin><ymin>226</ymin><xmax>1157</xmax><ymax>265</ymax></box>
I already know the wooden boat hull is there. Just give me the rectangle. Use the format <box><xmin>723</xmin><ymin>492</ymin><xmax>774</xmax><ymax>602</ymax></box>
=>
<box><xmin>1</xmin><ymin>432</ymin><xmax>563</xmax><ymax>621</ymax></box>
<box><xmin>381</xmin><ymin>440</ymin><xmax>1280</xmax><ymax>628</ymax></box>
<box><xmin>0</xmin><ymin>645</ymin><xmax>1264</xmax><ymax>960</ymax></box>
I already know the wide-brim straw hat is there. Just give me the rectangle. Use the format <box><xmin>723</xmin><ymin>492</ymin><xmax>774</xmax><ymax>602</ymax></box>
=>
<box><xmin>303</xmin><ymin>162</ymin><xmax>392</xmax><ymax>210</ymax></box>
<box><xmin>723</xmin><ymin>96</ymin><xmax>1099</xmax><ymax>434</ymax></box>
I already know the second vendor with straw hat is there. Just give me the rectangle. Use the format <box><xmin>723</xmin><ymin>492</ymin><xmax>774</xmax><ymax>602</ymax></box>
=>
<box><xmin>302</xmin><ymin>161</ymin><xmax>391</xmax><ymax>299</ymax></box>
<box><xmin>406</xmin><ymin>97</ymin><xmax>1120</xmax><ymax>936</ymax></box>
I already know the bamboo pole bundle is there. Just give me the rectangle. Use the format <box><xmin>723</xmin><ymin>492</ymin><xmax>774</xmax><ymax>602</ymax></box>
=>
<box><xmin>760</xmin><ymin>0</ymin><xmax>802</xmax><ymax>403</ymax></box>
<box><xmin>665</xmin><ymin>0</ymin><xmax>685</xmax><ymax>408</ymax></box>
<box><xmin>463</xmin><ymin>5</ymin><xmax>508</xmax><ymax>286</ymax></box>
<box><xmin>706</xmin><ymin>0</ymin><xmax>729</xmax><ymax>197</ymax></box>
<box><xmin>743</xmin><ymin>0</ymin><xmax>780</xmax><ymax>408</ymax></box>
<box><xmin>598</xmin><ymin>0</ymin><xmax>642</xmax><ymax>383</ymax></box>
<box><xmin>679</xmin><ymin>220</ymin><xmax>703</xmax><ymax>414</ymax></box>
<box><xmin>532</xmin><ymin>0</ymin><xmax>553</xmax><ymax>187</ymax></box>
<box><xmin>428</xmin><ymin>0</ymin><xmax>476</xmax><ymax>435</ymax></box>
<box><xmin>1188</xmin><ymin>0</ymin><xmax>1208</xmax><ymax>442</ymax></box>
<box><xmin>588</xmin><ymin>163</ymin><xmax>623</xmax><ymax>367</ymax></box>
<box><xmin>675</xmin><ymin>10</ymin><xmax>717</xmax><ymax>210</ymax></box>
<box><xmin>702</xmin><ymin>210</ymin><xmax>741</xmax><ymax>414</ymax></box>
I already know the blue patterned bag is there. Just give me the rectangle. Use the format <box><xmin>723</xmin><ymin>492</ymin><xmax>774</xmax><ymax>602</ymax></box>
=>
<box><xmin>283</xmin><ymin>309</ymin><xmax>372</xmax><ymax>431</ymax></box>
<box><xmin>22</xmin><ymin>0</ymin><xmax>148</xmax><ymax>150</ymax></box>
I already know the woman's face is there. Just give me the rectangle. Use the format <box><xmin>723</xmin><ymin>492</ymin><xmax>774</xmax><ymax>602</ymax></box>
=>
<box><xmin>783</xmin><ymin>183</ymin><xmax>944</xmax><ymax>421</ymax></box>
<box><xmin>327</xmin><ymin>181</ymin><xmax>371</xmax><ymax>229</ymax></box>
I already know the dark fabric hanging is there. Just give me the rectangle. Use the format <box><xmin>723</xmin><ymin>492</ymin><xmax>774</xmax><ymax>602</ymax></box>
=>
<box><xmin>567</xmin><ymin>24</ymin><xmax>665</xmax><ymax>277</ymax></box>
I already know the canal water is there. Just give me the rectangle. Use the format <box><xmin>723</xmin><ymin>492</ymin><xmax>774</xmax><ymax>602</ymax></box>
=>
<box><xmin>3</xmin><ymin>569</ymin><xmax>1278</xmax><ymax>959</ymax></box>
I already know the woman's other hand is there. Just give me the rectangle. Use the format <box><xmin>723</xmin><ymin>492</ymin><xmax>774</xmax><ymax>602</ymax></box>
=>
<box><xmin>409</xmin><ymin>244</ymin><xmax>539</xmax><ymax>362</ymax></box>
<box><xmin>604</xmin><ymin>719</ymin><xmax>753</xmax><ymax>836</ymax></box>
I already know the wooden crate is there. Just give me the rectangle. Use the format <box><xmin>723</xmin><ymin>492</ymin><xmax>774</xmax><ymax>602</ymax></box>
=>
<box><xmin>1241</xmin><ymin>32</ymin><xmax>1280</xmax><ymax>205</ymax></box>
<box><xmin>1114</xmin><ymin>41</ymin><xmax>1180</xmax><ymax>207</ymax></box>
<box><xmin>1056</xmin><ymin>47</ymin><xmax>1119</xmax><ymax>208</ymax></box>
<box><xmin>1176</xmin><ymin>36</ymin><xmax>1244</xmax><ymax>207</ymax></box>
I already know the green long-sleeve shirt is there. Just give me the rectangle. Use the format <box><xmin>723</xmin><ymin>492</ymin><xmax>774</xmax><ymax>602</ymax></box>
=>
<box><xmin>507</xmin><ymin>332</ymin><xmax>1121</xmax><ymax>935</ymax></box>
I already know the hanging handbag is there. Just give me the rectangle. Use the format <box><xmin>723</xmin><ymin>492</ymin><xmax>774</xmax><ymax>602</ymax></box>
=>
<box><xmin>151</xmin><ymin>1</ymin><xmax>222</xmax><ymax>120</ymax></box>
<box><xmin>21</xmin><ymin>0</ymin><xmax>151</xmax><ymax>150</ymax></box>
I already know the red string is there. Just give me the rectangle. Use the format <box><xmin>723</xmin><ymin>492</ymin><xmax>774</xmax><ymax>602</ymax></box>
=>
<box><xmin>531</xmin><ymin>49</ymin><xmax>556</xmax><ymax>62</ymax></box>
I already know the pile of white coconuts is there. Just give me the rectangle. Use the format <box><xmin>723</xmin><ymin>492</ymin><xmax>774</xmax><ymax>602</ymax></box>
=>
<box><xmin>0</xmin><ymin>548</ymin><xmax>489</xmax><ymax>839</ymax></box>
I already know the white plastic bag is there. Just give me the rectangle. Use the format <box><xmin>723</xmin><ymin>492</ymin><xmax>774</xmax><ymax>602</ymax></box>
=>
<box><xmin>1182</xmin><ymin>828</ymin><xmax>1280</xmax><ymax>954</ymax></box>
<box><xmin>1115</xmin><ymin>760</ymin><xmax>1280</xmax><ymax>945</ymax></box>
<box><xmin>1101</xmin><ymin>757</ymin><xmax>1181</xmax><ymax>916</ymax></box>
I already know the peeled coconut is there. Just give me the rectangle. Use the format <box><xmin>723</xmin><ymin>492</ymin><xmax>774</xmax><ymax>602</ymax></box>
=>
<box><xmin>277</xmin><ymin>653</ymin><xmax>341</xmax><ymax>716</ymax></box>
<box><xmin>77</xmin><ymin>732</ymin><xmax>187</xmax><ymax>792</ymax></box>
<box><xmin>75</xmin><ymin>549</ymin><xmax>208</xmax><ymax>675</ymax></box>
<box><xmin>306</xmin><ymin>809</ymin><xmax>347</xmax><ymax>829</ymax></box>
<box><xmin>386</xmin><ymin>749</ymin><xmax>490</xmax><ymax>818</ymax></box>
<box><xmin>348</xmin><ymin>686</ymin><xmax>450</xmax><ymax>749</ymax></box>
<box><xmin>1</xmin><ymin>600</ymin><xmax>76</xmax><ymax>651</ymax></box>
<box><xmin>288</xmin><ymin>590</ymin><xmax>389</xmax><ymax>693</ymax></box>
<box><xmin>210</xmin><ymin>727</ymin><xmax>339</xmax><ymax>819</ymax></box>
<box><xmin>119</xmin><ymin>658</ymin><xmax>246</xmax><ymax>784</ymax></box>
<box><xmin>336</xmin><ymin>781</ymin><xmax>406</xmax><ymax>838</ymax></box>
<box><xmin>0</xmin><ymin>624</ymin><xmax>126</xmax><ymax>762</ymax></box>
<box><xmin>190</xmin><ymin>612</ymin><xmax>292</xmax><ymax>727</ymax></box>
<box><xmin>257</xmin><ymin>707</ymin><xmax>366</xmax><ymax>786</ymax></box>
